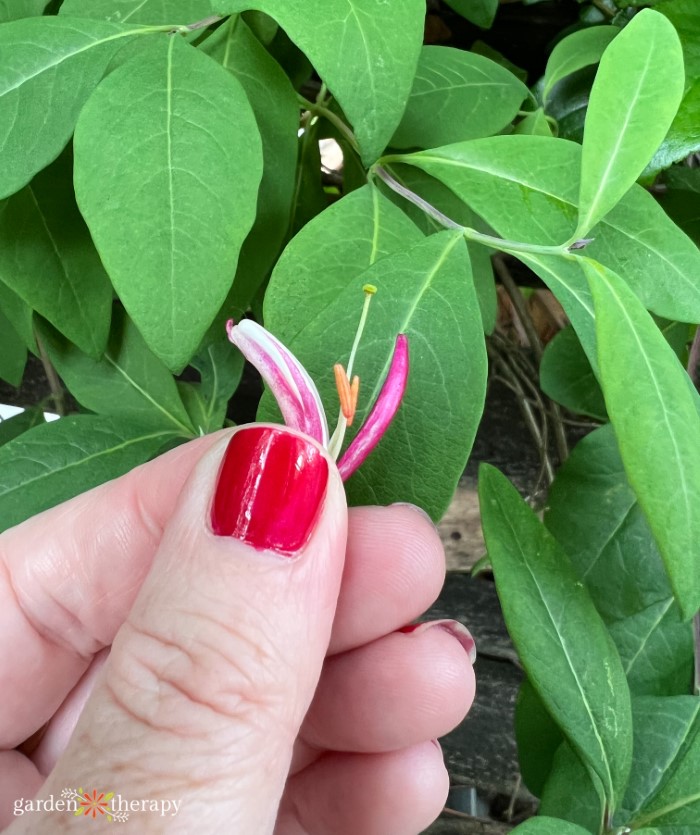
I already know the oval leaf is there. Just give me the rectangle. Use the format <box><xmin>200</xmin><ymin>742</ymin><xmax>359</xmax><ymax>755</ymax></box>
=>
<box><xmin>576</xmin><ymin>10</ymin><xmax>685</xmax><ymax>235</ymax></box>
<box><xmin>0</xmin><ymin>17</ymin><xmax>137</xmax><ymax>198</ymax></box>
<box><xmin>0</xmin><ymin>415</ymin><xmax>179</xmax><ymax>532</ymax></box>
<box><xmin>43</xmin><ymin>308</ymin><xmax>195</xmax><ymax>436</ymax></box>
<box><xmin>0</xmin><ymin>0</ymin><xmax>50</xmax><ymax>22</ymax></box>
<box><xmin>265</xmin><ymin>230</ymin><xmax>487</xmax><ymax>520</ymax></box>
<box><xmin>201</xmin><ymin>16</ymin><xmax>298</xmax><ymax>312</ymax></box>
<box><xmin>0</xmin><ymin>150</ymin><xmax>112</xmax><ymax>357</ymax></box>
<box><xmin>478</xmin><ymin>463</ymin><xmax>633</xmax><ymax>809</ymax></box>
<box><xmin>74</xmin><ymin>36</ymin><xmax>263</xmax><ymax>371</ymax></box>
<box><xmin>585</xmin><ymin>260</ymin><xmax>700</xmax><ymax>621</ymax></box>
<box><xmin>540</xmin><ymin>325</ymin><xmax>606</xmax><ymax>419</ymax></box>
<box><xmin>211</xmin><ymin>0</ymin><xmax>425</xmax><ymax>164</ymax></box>
<box><xmin>391</xmin><ymin>135</ymin><xmax>700</xmax><ymax>323</ymax></box>
<box><xmin>265</xmin><ymin>184</ymin><xmax>424</xmax><ymax>344</ymax></box>
<box><xmin>510</xmin><ymin>816</ymin><xmax>598</xmax><ymax>835</ymax></box>
<box><xmin>59</xmin><ymin>0</ymin><xmax>213</xmax><ymax>24</ymax></box>
<box><xmin>543</xmin><ymin>25</ymin><xmax>618</xmax><ymax>103</ymax></box>
<box><xmin>442</xmin><ymin>0</ymin><xmax>498</xmax><ymax>29</ymax></box>
<box><xmin>392</xmin><ymin>46</ymin><xmax>527</xmax><ymax>148</ymax></box>
<box><xmin>0</xmin><ymin>307</ymin><xmax>26</xmax><ymax>386</ymax></box>
<box><xmin>546</xmin><ymin>424</ymin><xmax>693</xmax><ymax>696</ymax></box>
<box><xmin>620</xmin><ymin>697</ymin><xmax>700</xmax><ymax>829</ymax></box>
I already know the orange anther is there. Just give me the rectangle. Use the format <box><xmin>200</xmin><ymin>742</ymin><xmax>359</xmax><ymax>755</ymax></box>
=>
<box><xmin>349</xmin><ymin>376</ymin><xmax>360</xmax><ymax>426</ymax></box>
<box><xmin>334</xmin><ymin>364</ymin><xmax>355</xmax><ymax>423</ymax></box>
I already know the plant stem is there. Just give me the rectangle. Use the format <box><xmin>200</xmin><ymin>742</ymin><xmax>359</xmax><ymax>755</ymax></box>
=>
<box><xmin>181</xmin><ymin>13</ymin><xmax>224</xmax><ymax>31</ymax></box>
<box><xmin>298</xmin><ymin>95</ymin><xmax>360</xmax><ymax>155</ymax></box>
<box><xmin>35</xmin><ymin>334</ymin><xmax>66</xmax><ymax>417</ymax></box>
<box><xmin>372</xmin><ymin>164</ymin><xmax>569</xmax><ymax>257</ymax></box>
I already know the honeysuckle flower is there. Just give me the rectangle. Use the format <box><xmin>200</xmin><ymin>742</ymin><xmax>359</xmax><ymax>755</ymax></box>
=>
<box><xmin>226</xmin><ymin>286</ymin><xmax>409</xmax><ymax>481</ymax></box>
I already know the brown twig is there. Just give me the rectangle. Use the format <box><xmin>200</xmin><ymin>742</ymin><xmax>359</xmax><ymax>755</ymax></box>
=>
<box><xmin>35</xmin><ymin>334</ymin><xmax>66</xmax><ymax>416</ymax></box>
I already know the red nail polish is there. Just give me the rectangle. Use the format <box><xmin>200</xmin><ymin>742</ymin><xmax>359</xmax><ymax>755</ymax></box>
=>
<box><xmin>211</xmin><ymin>426</ymin><xmax>329</xmax><ymax>554</ymax></box>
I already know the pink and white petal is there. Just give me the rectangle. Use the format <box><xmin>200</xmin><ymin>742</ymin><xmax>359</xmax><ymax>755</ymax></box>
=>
<box><xmin>227</xmin><ymin>320</ymin><xmax>328</xmax><ymax>445</ymax></box>
<box><xmin>337</xmin><ymin>334</ymin><xmax>409</xmax><ymax>481</ymax></box>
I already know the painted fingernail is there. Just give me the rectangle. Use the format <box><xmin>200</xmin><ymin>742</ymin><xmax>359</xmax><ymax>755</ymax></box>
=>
<box><xmin>210</xmin><ymin>426</ymin><xmax>329</xmax><ymax>554</ymax></box>
<box><xmin>398</xmin><ymin>619</ymin><xmax>477</xmax><ymax>664</ymax></box>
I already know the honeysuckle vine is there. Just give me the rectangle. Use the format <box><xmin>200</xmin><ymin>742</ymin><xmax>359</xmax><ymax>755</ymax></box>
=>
<box><xmin>226</xmin><ymin>286</ymin><xmax>409</xmax><ymax>481</ymax></box>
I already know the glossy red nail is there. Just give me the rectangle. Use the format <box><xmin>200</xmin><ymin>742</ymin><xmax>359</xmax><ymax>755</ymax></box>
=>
<box><xmin>211</xmin><ymin>426</ymin><xmax>329</xmax><ymax>554</ymax></box>
<box><xmin>398</xmin><ymin>619</ymin><xmax>477</xmax><ymax>664</ymax></box>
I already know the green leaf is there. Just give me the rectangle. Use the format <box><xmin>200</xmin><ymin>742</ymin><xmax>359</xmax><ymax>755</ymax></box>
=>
<box><xmin>0</xmin><ymin>415</ymin><xmax>179</xmax><ymax>532</ymax></box>
<box><xmin>74</xmin><ymin>36</ymin><xmax>263</xmax><ymax>371</ymax></box>
<box><xmin>0</xmin><ymin>408</ymin><xmax>44</xmax><ymax>446</ymax></box>
<box><xmin>646</xmin><ymin>81</ymin><xmax>700</xmax><ymax>176</ymax></box>
<box><xmin>513</xmin><ymin>108</ymin><xmax>553</xmax><ymax>136</ymax></box>
<box><xmin>442</xmin><ymin>0</ymin><xmax>498</xmax><ymax>29</ymax></box>
<box><xmin>543</xmin><ymin>25</ymin><xmax>619</xmax><ymax>102</ymax></box>
<box><xmin>509</xmin><ymin>817</ymin><xmax>599</xmax><ymax>835</ymax></box>
<box><xmin>658</xmin><ymin>0</ymin><xmax>700</xmax><ymax>79</ymax></box>
<box><xmin>186</xmin><ymin>339</ymin><xmax>243</xmax><ymax>432</ymax></box>
<box><xmin>391</xmin><ymin>136</ymin><xmax>700</xmax><ymax>323</ymax></box>
<box><xmin>0</xmin><ymin>17</ymin><xmax>138</xmax><ymax>199</ymax></box>
<box><xmin>265</xmin><ymin>184</ymin><xmax>423</xmax><ymax>344</ymax></box>
<box><xmin>540</xmin><ymin>325</ymin><xmax>606</xmax><ymax>419</ymax></box>
<box><xmin>0</xmin><ymin>307</ymin><xmax>26</xmax><ymax>386</ymax></box>
<box><xmin>267</xmin><ymin>231</ymin><xmax>487</xmax><ymax>520</ymax></box>
<box><xmin>59</xmin><ymin>0</ymin><xmax>213</xmax><ymax>24</ymax></box>
<box><xmin>539</xmin><ymin>742</ymin><xmax>605</xmax><ymax>832</ymax></box>
<box><xmin>658</xmin><ymin>168</ymin><xmax>700</xmax><ymax>246</ymax></box>
<box><xmin>0</xmin><ymin>0</ymin><xmax>50</xmax><ymax>22</ymax></box>
<box><xmin>517</xmin><ymin>253</ymin><xmax>599</xmax><ymax>371</ymax></box>
<box><xmin>210</xmin><ymin>0</ymin><xmax>425</xmax><ymax>164</ymax></box>
<box><xmin>478</xmin><ymin>464</ymin><xmax>633</xmax><ymax>809</ymax></box>
<box><xmin>201</xmin><ymin>16</ymin><xmax>298</xmax><ymax>312</ymax></box>
<box><xmin>0</xmin><ymin>281</ymin><xmax>34</xmax><ymax>353</ymax></box>
<box><xmin>514</xmin><ymin>678</ymin><xmax>564</xmax><ymax>797</ymax></box>
<box><xmin>0</xmin><ymin>150</ymin><xmax>112</xmax><ymax>357</ymax></box>
<box><xmin>391</xmin><ymin>46</ymin><xmax>527</xmax><ymax>149</ymax></box>
<box><xmin>586</xmin><ymin>261</ymin><xmax>700</xmax><ymax>620</ymax></box>
<box><xmin>620</xmin><ymin>697</ymin><xmax>700</xmax><ymax>828</ymax></box>
<box><xmin>546</xmin><ymin>425</ymin><xmax>694</xmax><ymax>696</ymax></box>
<box><xmin>576</xmin><ymin>10</ymin><xmax>685</xmax><ymax>236</ymax></box>
<box><xmin>377</xmin><ymin>166</ymin><xmax>496</xmax><ymax>333</ymax></box>
<box><xmin>44</xmin><ymin>308</ymin><xmax>195</xmax><ymax>436</ymax></box>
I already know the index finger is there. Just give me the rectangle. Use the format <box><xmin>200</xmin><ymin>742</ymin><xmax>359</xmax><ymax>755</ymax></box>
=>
<box><xmin>0</xmin><ymin>432</ymin><xmax>222</xmax><ymax>748</ymax></box>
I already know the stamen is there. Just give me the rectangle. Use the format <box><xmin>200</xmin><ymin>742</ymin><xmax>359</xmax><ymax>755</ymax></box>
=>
<box><xmin>328</xmin><ymin>286</ymin><xmax>377</xmax><ymax>458</ymax></box>
<box><xmin>334</xmin><ymin>364</ymin><xmax>354</xmax><ymax>420</ymax></box>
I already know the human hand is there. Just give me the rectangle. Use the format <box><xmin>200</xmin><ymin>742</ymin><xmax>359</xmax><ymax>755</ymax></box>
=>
<box><xmin>0</xmin><ymin>425</ymin><xmax>475</xmax><ymax>833</ymax></box>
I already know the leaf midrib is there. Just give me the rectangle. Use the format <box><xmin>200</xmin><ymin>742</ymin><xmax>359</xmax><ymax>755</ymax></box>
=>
<box><xmin>0</xmin><ymin>426</ymin><xmax>176</xmax><ymax>498</ymax></box>
<box><xmin>495</xmin><ymin>488</ymin><xmax>617</xmax><ymax>802</ymax></box>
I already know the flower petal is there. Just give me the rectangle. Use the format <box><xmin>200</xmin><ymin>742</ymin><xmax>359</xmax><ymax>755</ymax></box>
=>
<box><xmin>226</xmin><ymin>320</ymin><xmax>329</xmax><ymax>445</ymax></box>
<box><xmin>337</xmin><ymin>334</ymin><xmax>409</xmax><ymax>481</ymax></box>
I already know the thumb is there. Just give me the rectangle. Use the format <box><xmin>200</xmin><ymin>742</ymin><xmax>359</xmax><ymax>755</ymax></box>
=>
<box><xmin>34</xmin><ymin>425</ymin><xmax>347</xmax><ymax>833</ymax></box>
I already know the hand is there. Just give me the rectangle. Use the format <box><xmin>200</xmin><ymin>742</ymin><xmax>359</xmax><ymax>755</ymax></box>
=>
<box><xmin>0</xmin><ymin>425</ymin><xmax>475</xmax><ymax>833</ymax></box>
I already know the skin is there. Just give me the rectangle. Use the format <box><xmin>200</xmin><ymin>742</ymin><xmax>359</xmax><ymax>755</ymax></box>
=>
<box><xmin>0</xmin><ymin>426</ymin><xmax>475</xmax><ymax>834</ymax></box>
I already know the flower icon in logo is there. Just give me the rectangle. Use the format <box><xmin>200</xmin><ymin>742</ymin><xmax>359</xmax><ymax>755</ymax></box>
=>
<box><xmin>74</xmin><ymin>788</ymin><xmax>114</xmax><ymax>820</ymax></box>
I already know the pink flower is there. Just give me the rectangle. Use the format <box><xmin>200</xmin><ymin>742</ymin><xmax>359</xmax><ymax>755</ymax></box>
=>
<box><xmin>226</xmin><ymin>289</ymin><xmax>408</xmax><ymax>481</ymax></box>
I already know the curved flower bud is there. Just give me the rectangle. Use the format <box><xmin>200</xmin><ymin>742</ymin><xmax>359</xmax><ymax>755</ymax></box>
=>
<box><xmin>337</xmin><ymin>334</ymin><xmax>409</xmax><ymax>481</ymax></box>
<box><xmin>226</xmin><ymin>319</ymin><xmax>329</xmax><ymax>445</ymax></box>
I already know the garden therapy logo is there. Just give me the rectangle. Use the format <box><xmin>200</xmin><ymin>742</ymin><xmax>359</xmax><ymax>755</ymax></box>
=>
<box><xmin>13</xmin><ymin>788</ymin><xmax>182</xmax><ymax>822</ymax></box>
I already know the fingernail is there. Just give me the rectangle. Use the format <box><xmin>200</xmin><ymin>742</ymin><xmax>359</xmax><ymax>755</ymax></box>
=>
<box><xmin>210</xmin><ymin>426</ymin><xmax>329</xmax><ymax>554</ymax></box>
<box><xmin>390</xmin><ymin>502</ymin><xmax>437</xmax><ymax>530</ymax></box>
<box><xmin>398</xmin><ymin>619</ymin><xmax>477</xmax><ymax>664</ymax></box>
